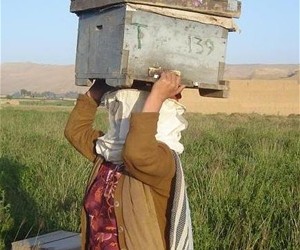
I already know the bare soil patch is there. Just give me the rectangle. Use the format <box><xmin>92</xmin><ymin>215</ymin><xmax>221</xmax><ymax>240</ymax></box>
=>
<box><xmin>181</xmin><ymin>80</ymin><xmax>299</xmax><ymax>115</ymax></box>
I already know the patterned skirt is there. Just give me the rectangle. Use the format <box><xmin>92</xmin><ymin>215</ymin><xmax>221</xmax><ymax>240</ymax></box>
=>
<box><xmin>84</xmin><ymin>161</ymin><xmax>123</xmax><ymax>250</ymax></box>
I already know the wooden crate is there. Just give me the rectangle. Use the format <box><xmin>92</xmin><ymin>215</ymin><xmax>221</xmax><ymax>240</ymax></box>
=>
<box><xmin>74</xmin><ymin>4</ymin><xmax>233</xmax><ymax>97</ymax></box>
<box><xmin>11</xmin><ymin>231</ymin><xmax>80</xmax><ymax>250</ymax></box>
<box><xmin>70</xmin><ymin>0</ymin><xmax>241</xmax><ymax>18</ymax></box>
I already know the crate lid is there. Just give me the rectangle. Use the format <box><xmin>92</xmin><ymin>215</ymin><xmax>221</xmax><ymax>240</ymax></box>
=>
<box><xmin>70</xmin><ymin>0</ymin><xmax>241</xmax><ymax>18</ymax></box>
<box><xmin>126</xmin><ymin>3</ymin><xmax>238</xmax><ymax>31</ymax></box>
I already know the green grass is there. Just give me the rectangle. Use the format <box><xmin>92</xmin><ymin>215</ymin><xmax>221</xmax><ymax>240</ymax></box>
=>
<box><xmin>18</xmin><ymin>99</ymin><xmax>75</xmax><ymax>106</ymax></box>
<box><xmin>182</xmin><ymin>114</ymin><xmax>300</xmax><ymax>249</ymax></box>
<box><xmin>0</xmin><ymin>105</ymin><xmax>299</xmax><ymax>249</ymax></box>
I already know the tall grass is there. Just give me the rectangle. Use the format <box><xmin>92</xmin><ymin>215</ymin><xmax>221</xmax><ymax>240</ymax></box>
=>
<box><xmin>0</xmin><ymin>105</ymin><xmax>299</xmax><ymax>249</ymax></box>
<box><xmin>182</xmin><ymin>114</ymin><xmax>300</xmax><ymax>249</ymax></box>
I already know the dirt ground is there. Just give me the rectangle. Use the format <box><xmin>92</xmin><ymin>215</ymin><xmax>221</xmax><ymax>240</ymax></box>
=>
<box><xmin>181</xmin><ymin>80</ymin><xmax>300</xmax><ymax>115</ymax></box>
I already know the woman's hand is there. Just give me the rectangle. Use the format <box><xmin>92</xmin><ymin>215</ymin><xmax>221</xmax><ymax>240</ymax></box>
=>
<box><xmin>86</xmin><ymin>79</ymin><xmax>116</xmax><ymax>105</ymax></box>
<box><xmin>142</xmin><ymin>71</ymin><xmax>185</xmax><ymax>112</ymax></box>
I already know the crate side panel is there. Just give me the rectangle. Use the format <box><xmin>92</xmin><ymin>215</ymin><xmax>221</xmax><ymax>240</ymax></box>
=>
<box><xmin>75</xmin><ymin>7</ymin><xmax>126</xmax><ymax>82</ymax></box>
<box><xmin>123</xmin><ymin>9</ymin><xmax>228</xmax><ymax>86</ymax></box>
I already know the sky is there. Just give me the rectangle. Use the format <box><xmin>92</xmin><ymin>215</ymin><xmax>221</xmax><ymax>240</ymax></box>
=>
<box><xmin>1</xmin><ymin>0</ymin><xmax>299</xmax><ymax>65</ymax></box>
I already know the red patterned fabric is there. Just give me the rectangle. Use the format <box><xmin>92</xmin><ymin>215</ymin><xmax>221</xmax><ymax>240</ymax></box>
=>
<box><xmin>84</xmin><ymin>162</ymin><xmax>123</xmax><ymax>250</ymax></box>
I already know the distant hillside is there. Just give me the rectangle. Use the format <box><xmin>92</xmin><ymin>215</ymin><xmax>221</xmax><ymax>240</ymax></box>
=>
<box><xmin>224</xmin><ymin>64</ymin><xmax>299</xmax><ymax>80</ymax></box>
<box><xmin>1</xmin><ymin>62</ymin><xmax>299</xmax><ymax>95</ymax></box>
<box><xmin>1</xmin><ymin>63</ymin><xmax>85</xmax><ymax>95</ymax></box>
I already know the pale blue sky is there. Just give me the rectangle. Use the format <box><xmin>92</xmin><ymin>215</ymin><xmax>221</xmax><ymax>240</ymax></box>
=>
<box><xmin>1</xmin><ymin>0</ymin><xmax>299</xmax><ymax>65</ymax></box>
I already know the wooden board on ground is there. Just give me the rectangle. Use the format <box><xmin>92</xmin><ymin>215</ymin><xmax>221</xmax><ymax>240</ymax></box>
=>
<box><xmin>11</xmin><ymin>230</ymin><xmax>80</xmax><ymax>250</ymax></box>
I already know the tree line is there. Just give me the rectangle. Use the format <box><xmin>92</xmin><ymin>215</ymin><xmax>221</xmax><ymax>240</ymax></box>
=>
<box><xmin>6</xmin><ymin>89</ymin><xmax>79</xmax><ymax>99</ymax></box>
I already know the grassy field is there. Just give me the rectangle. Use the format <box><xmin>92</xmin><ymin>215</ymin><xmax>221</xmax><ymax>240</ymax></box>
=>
<box><xmin>0</xmin><ymin>103</ymin><xmax>299</xmax><ymax>249</ymax></box>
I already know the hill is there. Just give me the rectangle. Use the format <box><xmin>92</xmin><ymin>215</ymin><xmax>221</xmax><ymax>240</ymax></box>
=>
<box><xmin>224</xmin><ymin>64</ymin><xmax>299</xmax><ymax>80</ymax></box>
<box><xmin>1</xmin><ymin>62</ymin><xmax>299</xmax><ymax>95</ymax></box>
<box><xmin>1</xmin><ymin>63</ymin><xmax>82</xmax><ymax>95</ymax></box>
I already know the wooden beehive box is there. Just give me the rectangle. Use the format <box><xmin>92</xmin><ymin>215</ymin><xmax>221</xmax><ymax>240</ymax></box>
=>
<box><xmin>70</xmin><ymin>1</ymin><xmax>241</xmax><ymax>97</ymax></box>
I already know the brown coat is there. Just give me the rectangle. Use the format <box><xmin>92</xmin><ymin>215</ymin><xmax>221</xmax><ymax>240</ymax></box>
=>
<box><xmin>64</xmin><ymin>94</ymin><xmax>176</xmax><ymax>250</ymax></box>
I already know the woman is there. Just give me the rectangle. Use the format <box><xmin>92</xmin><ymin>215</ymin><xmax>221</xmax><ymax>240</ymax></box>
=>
<box><xmin>65</xmin><ymin>71</ymin><xmax>193</xmax><ymax>250</ymax></box>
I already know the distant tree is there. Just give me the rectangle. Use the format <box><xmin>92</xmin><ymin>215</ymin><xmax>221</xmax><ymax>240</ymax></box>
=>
<box><xmin>6</xmin><ymin>95</ymin><xmax>12</xmax><ymax>100</ymax></box>
<box><xmin>32</xmin><ymin>92</ymin><xmax>42</xmax><ymax>98</ymax></box>
<box><xmin>20</xmin><ymin>89</ymin><xmax>27</xmax><ymax>97</ymax></box>
<box><xmin>65</xmin><ymin>91</ymin><xmax>79</xmax><ymax>99</ymax></box>
<box><xmin>20</xmin><ymin>89</ymin><xmax>31</xmax><ymax>97</ymax></box>
<box><xmin>41</xmin><ymin>91</ymin><xmax>56</xmax><ymax>99</ymax></box>
<box><xmin>12</xmin><ymin>92</ymin><xmax>21</xmax><ymax>98</ymax></box>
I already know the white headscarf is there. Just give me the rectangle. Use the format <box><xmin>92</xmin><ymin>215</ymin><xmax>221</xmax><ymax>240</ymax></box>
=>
<box><xmin>95</xmin><ymin>89</ymin><xmax>188</xmax><ymax>164</ymax></box>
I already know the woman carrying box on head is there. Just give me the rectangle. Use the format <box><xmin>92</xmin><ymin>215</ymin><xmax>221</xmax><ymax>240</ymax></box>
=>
<box><xmin>64</xmin><ymin>71</ymin><xmax>194</xmax><ymax>250</ymax></box>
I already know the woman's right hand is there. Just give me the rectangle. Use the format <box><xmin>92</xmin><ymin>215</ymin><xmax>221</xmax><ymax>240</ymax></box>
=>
<box><xmin>86</xmin><ymin>79</ymin><xmax>116</xmax><ymax>105</ymax></box>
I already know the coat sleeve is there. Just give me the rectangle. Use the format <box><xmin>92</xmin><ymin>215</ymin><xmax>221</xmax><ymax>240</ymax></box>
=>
<box><xmin>64</xmin><ymin>94</ymin><xmax>104</xmax><ymax>162</ymax></box>
<box><xmin>122</xmin><ymin>112</ymin><xmax>176</xmax><ymax>188</ymax></box>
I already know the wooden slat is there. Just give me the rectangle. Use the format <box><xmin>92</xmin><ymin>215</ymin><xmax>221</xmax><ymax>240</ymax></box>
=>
<box><xmin>70</xmin><ymin>0</ymin><xmax>241</xmax><ymax>18</ymax></box>
<box><xmin>198</xmin><ymin>80</ymin><xmax>229</xmax><ymax>98</ymax></box>
<box><xmin>39</xmin><ymin>235</ymin><xmax>80</xmax><ymax>250</ymax></box>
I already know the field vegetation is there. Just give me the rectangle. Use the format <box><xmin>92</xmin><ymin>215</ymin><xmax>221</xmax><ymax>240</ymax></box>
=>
<box><xmin>0</xmin><ymin>101</ymin><xmax>299</xmax><ymax>249</ymax></box>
